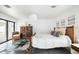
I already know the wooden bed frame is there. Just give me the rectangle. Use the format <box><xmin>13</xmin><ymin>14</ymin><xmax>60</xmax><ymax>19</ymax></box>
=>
<box><xmin>65</xmin><ymin>26</ymin><xmax>76</xmax><ymax>43</ymax></box>
<box><xmin>28</xmin><ymin>26</ymin><xmax>76</xmax><ymax>53</ymax></box>
<box><xmin>55</xmin><ymin>26</ymin><xmax>76</xmax><ymax>43</ymax></box>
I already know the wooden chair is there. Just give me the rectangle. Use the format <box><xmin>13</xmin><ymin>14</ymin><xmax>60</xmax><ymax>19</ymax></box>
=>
<box><xmin>12</xmin><ymin>32</ymin><xmax>20</xmax><ymax>41</ymax></box>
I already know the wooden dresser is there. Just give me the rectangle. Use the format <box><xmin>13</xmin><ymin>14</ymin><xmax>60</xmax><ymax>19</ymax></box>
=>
<box><xmin>20</xmin><ymin>24</ymin><xmax>33</xmax><ymax>39</ymax></box>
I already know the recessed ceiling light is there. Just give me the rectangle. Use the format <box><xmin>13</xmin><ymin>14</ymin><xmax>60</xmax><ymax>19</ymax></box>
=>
<box><xmin>3</xmin><ymin>5</ymin><xmax>11</xmax><ymax>8</ymax></box>
<box><xmin>51</xmin><ymin>6</ymin><xmax>56</xmax><ymax>8</ymax></box>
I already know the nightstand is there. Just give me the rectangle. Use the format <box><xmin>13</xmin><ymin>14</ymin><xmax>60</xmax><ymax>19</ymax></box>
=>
<box><xmin>71</xmin><ymin>44</ymin><xmax>79</xmax><ymax>54</ymax></box>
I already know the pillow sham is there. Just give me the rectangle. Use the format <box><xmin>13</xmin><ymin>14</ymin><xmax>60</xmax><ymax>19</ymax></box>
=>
<box><xmin>53</xmin><ymin>31</ymin><xmax>61</xmax><ymax>37</ymax></box>
<box><xmin>51</xmin><ymin>31</ymin><xmax>63</xmax><ymax>37</ymax></box>
<box><xmin>51</xmin><ymin>31</ymin><xmax>55</xmax><ymax>35</ymax></box>
<box><xmin>55</xmin><ymin>27</ymin><xmax>66</xmax><ymax>35</ymax></box>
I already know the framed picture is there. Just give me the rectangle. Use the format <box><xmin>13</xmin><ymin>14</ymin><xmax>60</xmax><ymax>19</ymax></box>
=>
<box><xmin>68</xmin><ymin>15</ymin><xmax>75</xmax><ymax>25</ymax></box>
<box><xmin>61</xmin><ymin>19</ymin><xmax>65</xmax><ymax>27</ymax></box>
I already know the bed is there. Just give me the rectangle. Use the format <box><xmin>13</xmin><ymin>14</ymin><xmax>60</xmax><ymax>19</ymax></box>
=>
<box><xmin>32</xmin><ymin>26</ymin><xmax>75</xmax><ymax>49</ymax></box>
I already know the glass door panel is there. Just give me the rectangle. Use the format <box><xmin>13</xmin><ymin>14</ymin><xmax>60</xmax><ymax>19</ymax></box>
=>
<box><xmin>0</xmin><ymin>20</ymin><xmax>6</xmax><ymax>43</ymax></box>
<box><xmin>8</xmin><ymin>22</ymin><xmax>14</xmax><ymax>40</ymax></box>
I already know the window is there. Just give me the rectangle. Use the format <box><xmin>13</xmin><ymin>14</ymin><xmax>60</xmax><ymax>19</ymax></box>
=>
<box><xmin>0</xmin><ymin>18</ymin><xmax>15</xmax><ymax>44</ymax></box>
<box><xmin>0</xmin><ymin>20</ymin><xmax>6</xmax><ymax>43</ymax></box>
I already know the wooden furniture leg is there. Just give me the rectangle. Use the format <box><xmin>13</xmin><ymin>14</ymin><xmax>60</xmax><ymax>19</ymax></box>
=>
<box><xmin>27</xmin><ymin>37</ymin><xmax>32</xmax><ymax>54</ymax></box>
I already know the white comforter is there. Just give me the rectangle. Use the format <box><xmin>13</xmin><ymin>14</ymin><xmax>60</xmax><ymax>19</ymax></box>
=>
<box><xmin>32</xmin><ymin>34</ymin><xmax>71</xmax><ymax>49</ymax></box>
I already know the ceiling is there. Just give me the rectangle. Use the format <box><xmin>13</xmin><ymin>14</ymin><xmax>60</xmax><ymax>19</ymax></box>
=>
<box><xmin>0</xmin><ymin>5</ymin><xmax>75</xmax><ymax>20</ymax></box>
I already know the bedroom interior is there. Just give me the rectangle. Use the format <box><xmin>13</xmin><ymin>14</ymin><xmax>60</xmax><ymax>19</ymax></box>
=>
<box><xmin>0</xmin><ymin>5</ymin><xmax>79</xmax><ymax>54</ymax></box>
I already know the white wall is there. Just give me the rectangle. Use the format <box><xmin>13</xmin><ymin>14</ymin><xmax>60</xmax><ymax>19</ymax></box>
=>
<box><xmin>75</xmin><ymin>7</ymin><xmax>79</xmax><ymax>42</ymax></box>
<box><xmin>30</xmin><ymin>19</ymin><xmax>56</xmax><ymax>34</ymax></box>
<box><xmin>16</xmin><ymin>18</ymin><xmax>56</xmax><ymax>34</ymax></box>
<box><xmin>0</xmin><ymin>13</ymin><xmax>16</xmax><ymax>22</ymax></box>
<box><xmin>55</xmin><ymin>7</ymin><xmax>75</xmax><ymax>26</ymax></box>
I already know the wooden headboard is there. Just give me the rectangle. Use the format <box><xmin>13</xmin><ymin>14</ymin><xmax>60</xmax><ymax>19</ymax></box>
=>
<box><xmin>65</xmin><ymin>26</ymin><xmax>76</xmax><ymax>43</ymax></box>
<box><xmin>54</xmin><ymin>26</ymin><xmax>76</xmax><ymax>43</ymax></box>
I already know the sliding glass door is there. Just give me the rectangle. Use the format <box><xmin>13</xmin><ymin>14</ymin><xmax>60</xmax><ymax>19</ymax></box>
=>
<box><xmin>0</xmin><ymin>20</ymin><xmax>6</xmax><ymax>43</ymax></box>
<box><xmin>8</xmin><ymin>22</ymin><xmax>14</xmax><ymax>40</ymax></box>
<box><xmin>0</xmin><ymin>18</ymin><xmax>15</xmax><ymax>44</ymax></box>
